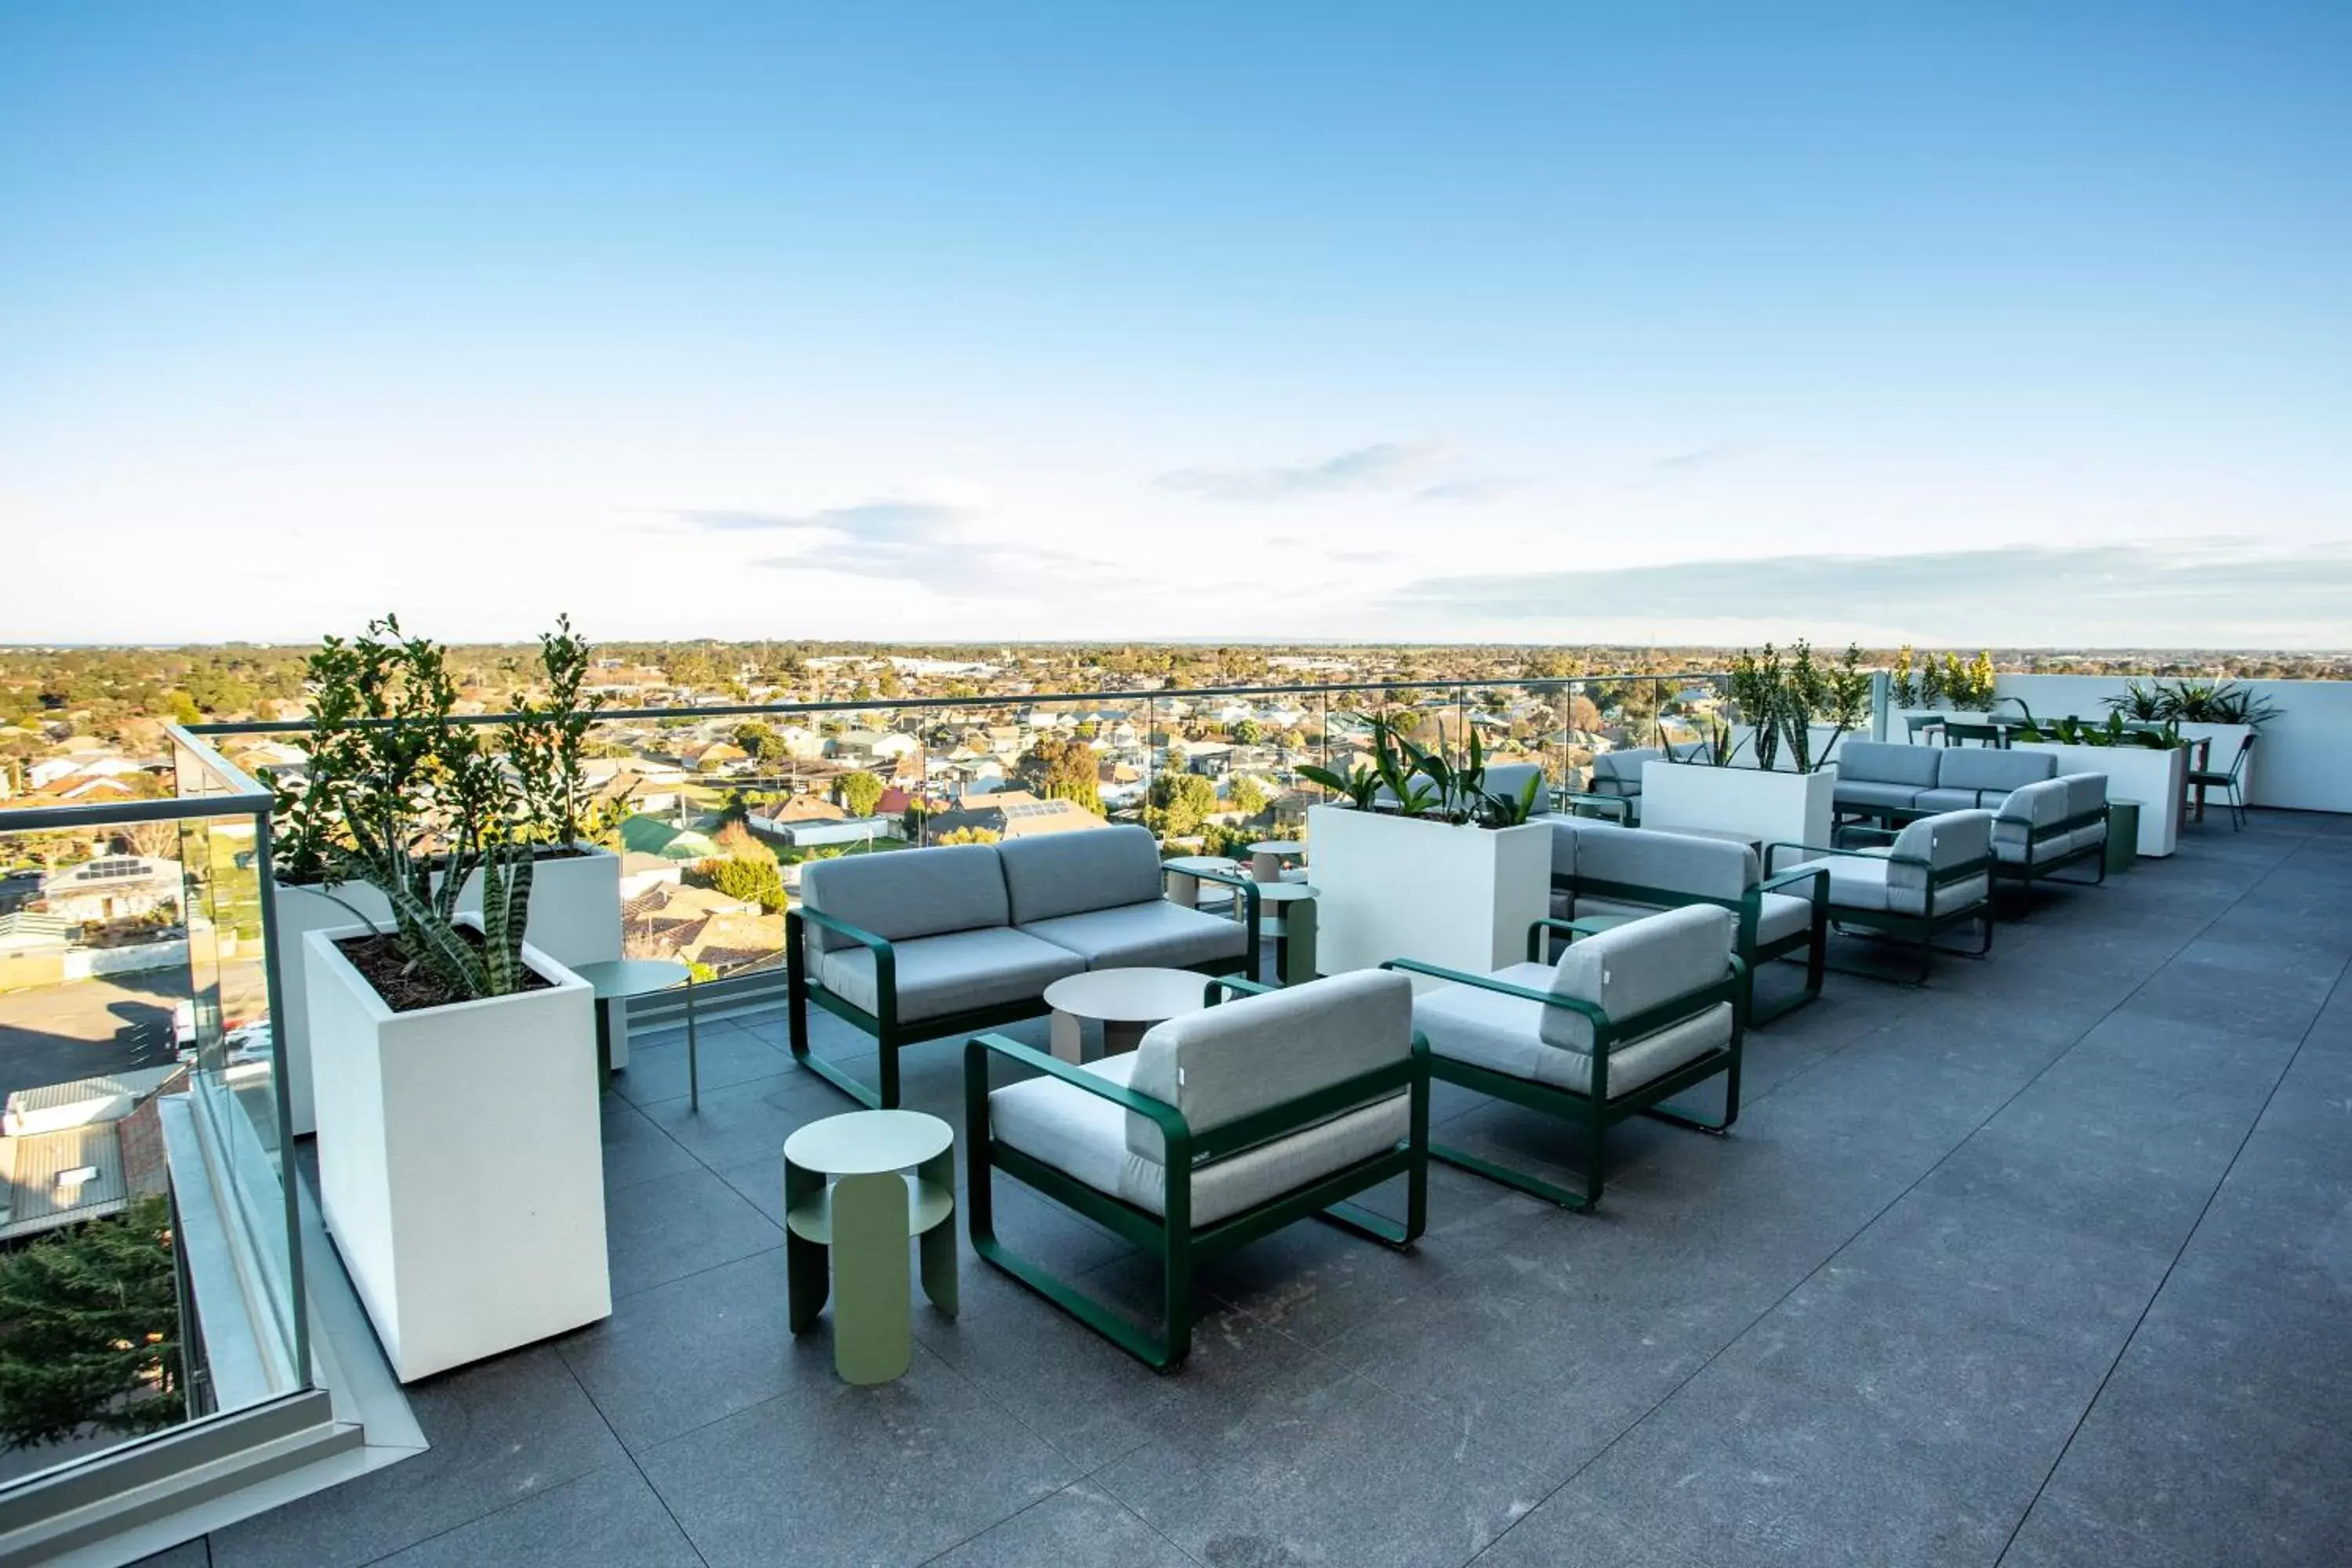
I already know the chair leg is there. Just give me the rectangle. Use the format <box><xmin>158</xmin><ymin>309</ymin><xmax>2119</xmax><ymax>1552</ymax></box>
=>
<box><xmin>1428</xmin><ymin>1140</ymin><xmax>1596</xmax><ymax>1213</ymax></box>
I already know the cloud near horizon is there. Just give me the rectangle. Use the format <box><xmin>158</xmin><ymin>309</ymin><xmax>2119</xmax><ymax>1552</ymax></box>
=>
<box><xmin>1388</xmin><ymin>542</ymin><xmax>2352</xmax><ymax>648</ymax></box>
<box><xmin>666</xmin><ymin>499</ymin><xmax>1149</xmax><ymax>602</ymax></box>
<box><xmin>1156</xmin><ymin>442</ymin><xmax>1441</xmax><ymax>503</ymax></box>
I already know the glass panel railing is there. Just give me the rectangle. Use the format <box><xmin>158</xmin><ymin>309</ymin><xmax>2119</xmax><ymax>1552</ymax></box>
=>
<box><xmin>0</xmin><ymin>746</ymin><xmax>306</xmax><ymax>1490</ymax></box>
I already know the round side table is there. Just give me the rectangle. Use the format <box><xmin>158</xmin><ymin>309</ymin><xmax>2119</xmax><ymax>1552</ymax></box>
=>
<box><xmin>1162</xmin><ymin>854</ymin><xmax>1241</xmax><ymax>910</ymax></box>
<box><xmin>1254</xmin><ymin>881</ymin><xmax>1319</xmax><ymax>985</ymax></box>
<box><xmin>1247</xmin><ymin>839</ymin><xmax>1305</xmax><ymax>884</ymax></box>
<box><xmin>571</xmin><ymin>959</ymin><xmax>696</xmax><ymax>1106</ymax></box>
<box><xmin>783</xmin><ymin>1109</ymin><xmax>956</xmax><ymax>1385</ymax></box>
<box><xmin>1041</xmin><ymin>966</ymin><xmax>1213</xmax><ymax>1063</ymax></box>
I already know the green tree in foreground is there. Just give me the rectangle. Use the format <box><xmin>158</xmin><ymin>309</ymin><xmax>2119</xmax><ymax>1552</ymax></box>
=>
<box><xmin>838</xmin><ymin>770</ymin><xmax>887</xmax><ymax>818</ymax></box>
<box><xmin>1145</xmin><ymin>772</ymin><xmax>1218</xmax><ymax>837</ymax></box>
<box><xmin>0</xmin><ymin>1194</ymin><xmax>183</xmax><ymax>1451</ymax></box>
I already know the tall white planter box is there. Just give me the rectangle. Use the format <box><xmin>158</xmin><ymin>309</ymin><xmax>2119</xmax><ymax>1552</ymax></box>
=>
<box><xmin>1306</xmin><ymin>806</ymin><xmax>1552</xmax><ymax>982</ymax></box>
<box><xmin>2013</xmin><ymin>742</ymin><xmax>2187</xmax><ymax>857</ymax></box>
<box><xmin>1641</xmin><ymin>761</ymin><xmax>1836</xmax><ymax>860</ymax></box>
<box><xmin>273</xmin><ymin>881</ymin><xmax>394</xmax><ymax>1138</ymax></box>
<box><xmin>305</xmin><ymin>925</ymin><xmax>609</xmax><ymax>1382</ymax></box>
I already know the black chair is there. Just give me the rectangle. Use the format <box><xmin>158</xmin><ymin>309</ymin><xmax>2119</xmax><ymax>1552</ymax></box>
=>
<box><xmin>2187</xmin><ymin>733</ymin><xmax>2255</xmax><ymax>830</ymax></box>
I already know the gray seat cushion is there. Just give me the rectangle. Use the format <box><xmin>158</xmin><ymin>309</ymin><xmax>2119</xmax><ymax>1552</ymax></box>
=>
<box><xmin>800</xmin><ymin>843</ymin><xmax>1008</xmax><ymax>951</ymax></box>
<box><xmin>817</xmin><ymin>926</ymin><xmax>1083</xmax><ymax>1023</ymax></box>
<box><xmin>1834</xmin><ymin>780</ymin><xmax>1928</xmax><ymax>814</ymax></box>
<box><xmin>1414</xmin><ymin>960</ymin><xmax>1733</xmax><ymax>1099</ymax></box>
<box><xmin>996</xmin><ymin>826</ymin><xmax>1165</xmax><ymax>924</ymax></box>
<box><xmin>1836</xmin><ymin>741</ymin><xmax>1944</xmax><ymax>789</ymax></box>
<box><xmin>1018</xmin><ymin>900</ymin><xmax>1249</xmax><ymax>971</ymax></box>
<box><xmin>1934</xmin><ymin>747</ymin><xmax>2055</xmax><ymax>795</ymax></box>
<box><xmin>1757</xmin><ymin>890</ymin><xmax>1816</xmax><ymax>945</ymax></box>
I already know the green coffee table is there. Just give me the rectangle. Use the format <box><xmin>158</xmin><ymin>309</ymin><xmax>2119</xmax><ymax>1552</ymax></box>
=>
<box><xmin>783</xmin><ymin>1110</ymin><xmax>956</xmax><ymax>1385</ymax></box>
<box><xmin>572</xmin><ymin>959</ymin><xmax>697</xmax><ymax>1107</ymax></box>
<box><xmin>1255</xmin><ymin>881</ymin><xmax>1320</xmax><ymax>985</ymax></box>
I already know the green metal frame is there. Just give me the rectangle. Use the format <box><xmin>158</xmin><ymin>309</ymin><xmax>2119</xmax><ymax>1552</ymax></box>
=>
<box><xmin>2187</xmin><ymin>734</ymin><xmax>2254</xmax><ymax>831</ymax></box>
<box><xmin>1547</xmin><ymin>862</ymin><xmax>1828</xmax><ymax>1025</ymax></box>
<box><xmin>788</xmin><ymin>870</ymin><xmax>1263</xmax><ymax>1109</ymax></box>
<box><xmin>964</xmin><ymin>1008</ymin><xmax>1428</xmax><ymax>1370</ymax></box>
<box><xmin>1381</xmin><ymin>940</ymin><xmax>1748</xmax><ymax>1212</ymax></box>
<box><xmin>1552</xmin><ymin>789</ymin><xmax>1635</xmax><ymax>826</ymax></box>
<box><xmin>1765</xmin><ymin>837</ymin><xmax>1994</xmax><ymax>984</ymax></box>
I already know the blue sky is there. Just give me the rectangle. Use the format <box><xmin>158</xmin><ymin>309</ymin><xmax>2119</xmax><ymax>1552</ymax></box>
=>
<box><xmin>4</xmin><ymin>3</ymin><xmax>2347</xmax><ymax>646</ymax></box>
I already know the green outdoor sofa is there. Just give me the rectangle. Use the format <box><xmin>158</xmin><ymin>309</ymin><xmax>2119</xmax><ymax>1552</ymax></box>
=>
<box><xmin>787</xmin><ymin>827</ymin><xmax>1259</xmax><ymax>1108</ymax></box>
<box><xmin>1766</xmin><ymin>809</ymin><xmax>1997</xmax><ymax>984</ymax></box>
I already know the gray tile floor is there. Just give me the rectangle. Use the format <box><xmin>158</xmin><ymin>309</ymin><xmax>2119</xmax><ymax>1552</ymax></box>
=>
<box><xmin>162</xmin><ymin>810</ymin><xmax>2352</xmax><ymax>1567</ymax></box>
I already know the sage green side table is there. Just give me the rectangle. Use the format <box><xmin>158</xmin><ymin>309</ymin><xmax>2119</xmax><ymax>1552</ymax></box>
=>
<box><xmin>1254</xmin><ymin>881</ymin><xmax>1319</xmax><ymax>985</ymax></box>
<box><xmin>782</xmin><ymin>1110</ymin><xmax>956</xmax><ymax>1385</ymax></box>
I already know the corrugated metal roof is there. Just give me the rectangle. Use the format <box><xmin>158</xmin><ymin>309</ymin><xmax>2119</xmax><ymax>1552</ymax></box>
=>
<box><xmin>0</xmin><ymin>1123</ymin><xmax>129</xmax><ymax>1240</ymax></box>
<box><xmin>2</xmin><ymin>1065</ymin><xmax>179</xmax><ymax>1136</ymax></box>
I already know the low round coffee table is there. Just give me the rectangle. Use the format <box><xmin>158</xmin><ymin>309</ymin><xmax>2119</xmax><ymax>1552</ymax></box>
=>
<box><xmin>1042</xmin><ymin>967</ymin><xmax>1214</xmax><ymax>1064</ymax></box>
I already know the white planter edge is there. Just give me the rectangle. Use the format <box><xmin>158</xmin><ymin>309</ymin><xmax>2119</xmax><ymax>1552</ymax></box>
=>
<box><xmin>1305</xmin><ymin>804</ymin><xmax>1552</xmax><ymax>982</ymax></box>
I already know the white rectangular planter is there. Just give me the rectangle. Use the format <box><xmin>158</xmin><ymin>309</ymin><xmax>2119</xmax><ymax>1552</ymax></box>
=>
<box><xmin>273</xmin><ymin>880</ymin><xmax>394</xmax><ymax>1138</ymax></box>
<box><xmin>305</xmin><ymin>925</ymin><xmax>609</xmax><ymax>1382</ymax></box>
<box><xmin>1640</xmin><ymin>761</ymin><xmax>1836</xmax><ymax>859</ymax></box>
<box><xmin>1306</xmin><ymin>806</ymin><xmax>1552</xmax><ymax>982</ymax></box>
<box><xmin>2013</xmin><ymin>742</ymin><xmax>2187</xmax><ymax>857</ymax></box>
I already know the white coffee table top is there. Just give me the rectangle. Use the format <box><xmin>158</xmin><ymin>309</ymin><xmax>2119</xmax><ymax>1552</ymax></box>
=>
<box><xmin>1162</xmin><ymin>855</ymin><xmax>1240</xmax><ymax>874</ymax></box>
<box><xmin>1249</xmin><ymin>840</ymin><xmax>1305</xmax><ymax>856</ymax></box>
<box><xmin>1043</xmin><ymin>967</ymin><xmax>1214</xmax><ymax>1025</ymax></box>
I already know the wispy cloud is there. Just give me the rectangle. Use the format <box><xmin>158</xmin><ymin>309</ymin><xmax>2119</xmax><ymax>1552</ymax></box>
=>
<box><xmin>1415</xmin><ymin>476</ymin><xmax>1521</xmax><ymax>505</ymax></box>
<box><xmin>674</xmin><ymin>501</ymin><xmax>974</xmax><ymax>535</ymax></box>
<box><xmin>1652</xmin><ymin>443</ymin><xmax>1729</xmax><ymax>474</ymax></box>
<box><xmin>1388</xmin><ymin>542</ymin><xmax>2352</xmax><ymax>646</ymax></box>
<box><xmin>1156</xmin><ymin>442</ymin><xmax>1439</xmax><ymax>503</ymax></box>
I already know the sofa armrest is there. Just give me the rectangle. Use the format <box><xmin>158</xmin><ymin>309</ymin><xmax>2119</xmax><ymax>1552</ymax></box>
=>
<box><xmin>786</xmin><ymin>906</ymin><xmax>899</xmax><ymax>1025</ymax></box>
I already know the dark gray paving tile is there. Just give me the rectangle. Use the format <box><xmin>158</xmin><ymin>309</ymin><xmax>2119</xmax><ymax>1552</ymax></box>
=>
<box><xmin>1468</xmin><ymin>1497</ymin><xmax>1711</xmax><ymax>1568</ymax></box>
<box><xmin>128</xmin><ymin>1542</ymin><xmax>210</xmax><ymax>1567</ymax></box>
<box><xmin>1910</xmin><ymin>1122</ymin><xmax>2216</xmax><ymax>1254</ymax></box>
<box><xmin>612</xmin><ymin>1022</ymin><xmax>796</xmax><ymax>1107</ymax></box>
<box><xmin>602</xmin><ymin>1166</ymin><xmax>780</xmax><ymax>1300</ymax></box>
<box><xmin>372</xmin><ymin>1463</ymin><xmax>699</xmax><ymax>1567</ymax></box>
<box><xmin>2120</xmin><ymin>954</ymin><xmax>2335</xmax><ymax>1044</ymax></box>
<box><xmin>598</xmin><ymin>1098</ymin><xmax>701</xmax><ymax>1192</ymax></box>
<box><xmin>559</xmin><ymin>1247</ymin><xmax>802</xmax><ymax>1453</ymax></box>
<box><xmin>1092</xmin><ymin>1350</ymin><xmax>1547</xmax><ymax>1568</ymax></box>
<box><xmin>637</xmin><ymin>1342</ymin><xmax>1076</xmax><ymax>1568</ymax></box>
<box><xmin>927</xmin><ymin>1482</ymin><xmax>1194</xmax><ymax>1568</ymax></box>
<box><xmin>633</xmin><ymin>1069</ymin><xmax>844</xmax><ymax>1169</ymax></box>
<box><xmin>209</xmin><ymin>1347</ymin><xmax>625</xmax><ymax>1568</ymax></box>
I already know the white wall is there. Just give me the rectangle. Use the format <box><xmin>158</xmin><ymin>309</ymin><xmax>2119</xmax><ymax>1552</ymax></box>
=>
<box><xmin>1960</xmin><ymin>676</ymin><xmax>2352</xmax><ymax>814</ymax></box>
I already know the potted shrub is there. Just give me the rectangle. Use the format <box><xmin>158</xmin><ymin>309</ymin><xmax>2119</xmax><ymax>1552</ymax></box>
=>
<box><xmin>1300</xmin><ymin>718</ymin><xmax>1553</xmax><ymax>978</ymax></box>
<box><xmin>2006</xmin><ymin>708</ymin><xmax>2191</xmax><ymax>858</ymax></box>
<box><xmin>303</xmin><ymin>671</ymin><xmax>608</xmax><ymax>1382</ymax></box>
<box><xmin>269</xmin><ymin>616</ymin><xmax>626</xmax><ymax>1131</ymax></box>
<box><xmin>2107</xmin><ymin>679</ymin><xmax>2274</xmax><ymax>811</ymax></box>
<box><xmin>1646</xmin><ymin>641</ymin><xmax>1864</xmax><ymax>854</ymax></box>
<box><xmin>1887</xmin><ymin>646</ymin><xmax>2002</xmax><ymax>739</ymax></box>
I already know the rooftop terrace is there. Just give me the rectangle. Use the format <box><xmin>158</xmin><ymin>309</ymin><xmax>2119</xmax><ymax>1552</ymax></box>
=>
<box><xmin>149</xmin><ymin>805</ymin><xmax>2352</xmax><ymax>1568</ymax></box>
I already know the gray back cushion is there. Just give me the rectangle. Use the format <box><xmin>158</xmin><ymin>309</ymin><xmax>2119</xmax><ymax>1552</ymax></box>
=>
<box><xmin>1837</xmin><ymin>741</ymin><xmax>1944</xmax><ymax>788</ymax></box>
<box><xmin>996</xmin><ymin>825</ymin><xmax>1165</xmax><ymax>924</ymax></box>
<box><xmin>1996</xmin><ymin>778</ymin><xmax>2071</xmax><ymax>829</ymax></box>
<box><xmin>1589</xmin><ymin>748</ymin><xmax>1660</xmax><ymax>789</ymax></box>
<box><xmin>2061</xmin><ymin>772</ymin><xmax>2107</xmax><ymax>819</ymax></box>
<box><xmin>1479</xmin><ymin>763</ymin><xmax>1546</xmax><ymax>814</ymax></box>
<box><xmin>1541</xmin><ymin>904</ymin><xmax>1734</xmax><ymax>1053</ymax></box>
<box><xmin>1886</xmin><ymin>810</ymin><xmax>1994</xmax><ymax>911</ymax></box>
<box><xmin>1572</xmin><ymin>823</ymin><xmax>1755</xmax><ymax>903</ymax></box>
<box><xmin>1531</xmin><ymin>814</ymin><xmax>1582</xmax><ymax>877</ymax></box>
<box><xmin>1936</xmin><ymin>747</ymin><xmax>2055</xmax><ymax>794</ymax></box>
<box><xmin>801</xmin><ymin>844</ymin><xmax>1007</xmax><ymax>951</ymax></box>
<box><xmin>1125</xmin><ymin>969</ymin><xmax>1413</xmax><ymax>1163</ymax></box>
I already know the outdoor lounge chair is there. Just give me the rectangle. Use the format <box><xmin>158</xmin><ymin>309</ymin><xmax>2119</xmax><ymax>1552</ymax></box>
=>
<box><xmin>1766</xmin><ymin>810</ymin><xmax>1995</xmax><ymax>983</ymax></box>
<box><xmin>967</xmin><ymin>970</ymin><xmax>1427</xmax><ymax>1369</ymax></box>
<box><xmin>789</xmin><ymin>830</ymin><xmax>1258</xmax><ymax>1108</ymax></box>
<box><xmin>1537</xmin><ymin>816</ymin><xmax>1828</xmax><ymax>1024</ymax></box>
<box><xmin>2187</xmin><ymin>732</ymin><xmax>2255</xmax><ymax>830</ymax></box>
<box><xmin>1990</xmin><ymin>775</ymin><xmax>2110</xmax><ymax>898</ymax></box>
<box><xmin>1386</xmin><ymin>904</ymin><xmax>1747</xmax><ymax>1211</ymax></box>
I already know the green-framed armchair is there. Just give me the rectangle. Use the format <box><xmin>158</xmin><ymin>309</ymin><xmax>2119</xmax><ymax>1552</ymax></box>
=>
<box><xmin>967</xmin><ymin>970</ymin><xmax>1427</xmax><ymax>1369</ymax></box>
<box><xmin>1990</xmin><ymin>775</ymin><xmax>2110</xmax><ymax>900</ymax></box>
<box><xmin>1537</xmin><ymin>816</ymin><xmax>1828</xmax><ymax>1025</ymax></box>
<box><xmin>1388</xmin><ymin>903</ymin><xmax>1748</xmax><ymax>1212</ymax></box>
<box><xmin>1766</xmin><ymin>809</ymin><xmax>1996</xmax><ymax>985</ymax></box>
<box><xmin>788</xmin><ymin>834</ymin><xmax>1261</xmax><ymax>1109</ymax></box>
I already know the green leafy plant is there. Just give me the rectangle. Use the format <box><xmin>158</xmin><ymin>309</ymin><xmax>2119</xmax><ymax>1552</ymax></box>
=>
<box><xmin>1296</xmin><ymin>757</ymin><xmax>1381</xmax><ymax>810</ymax></box>
<box><xmin>1728</xmin><ymin>646</ymin><xmax>1784</xmax><ymax>771</ymax></box>
<box><xmin>2161</xmin><ymin>679</ymin><xmax>2281</xmax><ymax>729</ymax></box>
<box><xmin>292</xmin><ymin>615</ymin><xmax>540</xmax><ymax>1004</ymax></box>
<box><xmin>0</xmin><ymin>1193</ymin><xmax>183</xmax><ymax>1450</ymax></box>
<box><xmin>2102</xmin><ymin>680</ymin><xmax>2169</xmax><ymax>724</ymax></box>
<box><xmin>507</xmin><ymin>614</ymin><xmax>627</xmax><ymax>848</ymax></box>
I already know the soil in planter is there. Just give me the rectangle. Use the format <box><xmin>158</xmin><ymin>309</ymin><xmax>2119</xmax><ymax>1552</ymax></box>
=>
<box><xmin>334</xmin><ymin>931</ymin><xmax>554</xmax><ymax>1013</ymax></box>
